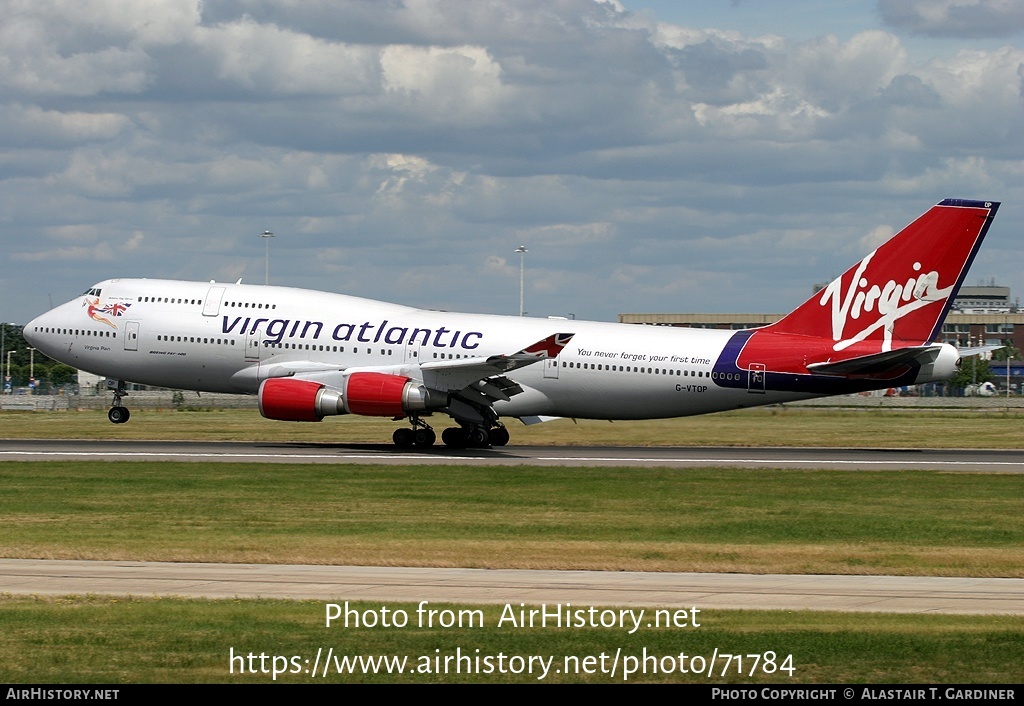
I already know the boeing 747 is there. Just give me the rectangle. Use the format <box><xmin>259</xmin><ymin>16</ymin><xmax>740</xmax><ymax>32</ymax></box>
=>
<box><xmin>24</xmin><ymin>199</ymin><xmax>999</xmax><ymax>448</ymax></box>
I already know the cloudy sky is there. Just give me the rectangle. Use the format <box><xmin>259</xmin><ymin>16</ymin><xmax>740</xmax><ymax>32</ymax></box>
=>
<box><xmin>2</xmin><ymin>0</ymin><xmax>1022</xmax><ymax>323</ymax></box>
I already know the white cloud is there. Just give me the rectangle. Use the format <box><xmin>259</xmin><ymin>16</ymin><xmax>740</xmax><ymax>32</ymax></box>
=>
<box><xmin>0</xmin><ymin>105</ymin><xmax>130</xmax><ymax>147</ymax></box>
<box><xmin>194</xmin><ymin>18</ymin><xmax>381</xmax><ymax>95</ymax></box>
<box><xmin>381</xmin><ymin>44</ymin><xmax>506</xmax><ymax>120</ymax></box>
<box><xmin>860</xmin><ymin>225</ymin><xmax>896</xmax><ymax>252</ymax></box>
<box><xmin>878</xmin><ymin>0</ymin><xmax>1024</xmax><ymax>38</ymax></box>
<box><xmin>13</xmin><ymin>243</ymin><xmax>116</xmax><ymax>262</ymax></box>
<box><xmin>43</xmin><ymin>224</ymin><xmax>102</xmax><ymax>243</ymax></box>
<box><xmin>0</xmin><ymin>0</ymin><xmax>1021</xmax><ymax>322</ymax></box>
<box><xmin>515</xmin><ymin>222</ymin><xmax>616</xmax><ymax>246</ymax></box>
<box><xmin>6</xmin><ymin>0</ymin><xmax>203</xmax><ymax>45</ymax></box>
<box><xmin>0</xmin><ymin>15</ymin><xmax>151</xmax><ymax>96</ymax></box>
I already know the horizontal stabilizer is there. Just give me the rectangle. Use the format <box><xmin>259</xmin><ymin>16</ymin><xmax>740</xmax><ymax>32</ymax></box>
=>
<box><xmin>956</xmin><ymin>345</ymin><xmax>1004</xmax><ymax>358</ymax></box>
<box><xmin>807</xmin><ymin>346</ymin><xmax>938</xmax><ymax>377</ymax></box>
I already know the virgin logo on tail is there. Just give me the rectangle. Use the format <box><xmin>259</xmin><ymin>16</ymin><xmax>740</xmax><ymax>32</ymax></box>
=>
<box><xmin>820</xmin><ymin>253</ymin><xmax>951</xmax><ymax>352</ymax></box>
<box><xmin>760</xmin><ymin>199</ymin><xmax>999</xmax><ymax>362</ymax></box>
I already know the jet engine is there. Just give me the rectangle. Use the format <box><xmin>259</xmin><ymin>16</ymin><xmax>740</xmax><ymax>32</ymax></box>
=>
<box><xmin>258</xmin><ymin>373</ymin><xmax>446</xmax><ymax>421</ymax></box>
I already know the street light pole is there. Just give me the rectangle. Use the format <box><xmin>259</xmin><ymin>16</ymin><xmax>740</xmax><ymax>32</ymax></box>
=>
<box><xmin>515</xmin><ymin>245</ymin><xmax>528</xmax><ymax>317</ymax></box>
<box><xmin>1005</xmin><ymin>316</ymin><xmax>1012</xmax><ymax>399</ymax></box>
<box><xmin>260</xmin><ymin>230</ymin><xmax>274</xmax><ymax>285</ymax></box>
<box><xmin>1</xmin><ymin>323</ymin><xmax>11</xmax><ymax>393</ymax></box>
<box><xmin>27</xmin><ymin>347</ymin><xmax>35</xmax><ymax>395</ymax></box>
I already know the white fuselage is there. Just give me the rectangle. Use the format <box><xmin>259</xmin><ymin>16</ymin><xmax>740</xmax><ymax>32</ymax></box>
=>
<box><xmin>25</xmin><ymin>278</ymin><xmax>814</xmax><ymax>420</ymax></box>
<box><xmin>26</xmin><ymin>200</ymin><xmax>994</xmax><ymax>436</ymax></box>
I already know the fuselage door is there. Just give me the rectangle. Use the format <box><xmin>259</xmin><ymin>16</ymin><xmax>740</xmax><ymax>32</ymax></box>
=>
<box><xmin>245</xmin><ymin>328</ymin><xmax>262</xmax><ymax>362</ymax></box>
<box><xmin>747</xmin><ymin>363</ymin><xmax>766</xmax><ymax>393</ymax></box>
<box><xmin>124</xmin><ymin>321</ymin><xmax>140</xmax><ymax>352</ymax></box>
<box><xmin>203</xmin><ymin>287</ymin><xmax>226</xmax><ymax>317</ymax></box>
<box><xmin>405</xmin><ymin>340</ymin><xmax>422</xmax><ymax>365</ymax></box>
<box><xmin>543</xmin><ymin>357</ymin><xmax>560</xmax><ymax>379</ymax></box>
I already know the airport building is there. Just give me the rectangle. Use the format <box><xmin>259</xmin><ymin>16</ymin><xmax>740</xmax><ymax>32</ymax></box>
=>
<box><xmin>619</xmin><ymin>285</ymin><xmax>1024</xmax><ymax>350</ymax></box>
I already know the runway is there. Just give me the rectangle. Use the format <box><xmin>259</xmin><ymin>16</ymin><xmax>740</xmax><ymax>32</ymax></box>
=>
<box><xmin>1</xmin><ymin>439</ymin><xmax>1021</xmax><ymax>471</ymax></box>
<box><xmin>3</xmin><ymin>439</ymin><xmax>1020</xmax><ymax>616</ymax></box>
<box><xmin>2</xmin><ymin>559</ymin><xmax>1022</xmax><ymax>615</ymax></box>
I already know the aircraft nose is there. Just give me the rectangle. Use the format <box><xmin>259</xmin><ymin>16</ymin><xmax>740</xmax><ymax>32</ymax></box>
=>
<box><xmin>23</xmin><ymin>311</ymin><xmax>57</xmax><ymax>355</ymax></box>
<box><xmin>23</xmin><ymin>316</ymin><xmax>41</xmax><ymax>346</ymax></box>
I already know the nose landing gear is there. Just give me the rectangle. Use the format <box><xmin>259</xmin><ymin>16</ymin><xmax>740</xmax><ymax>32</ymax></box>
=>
<box><xmin>106</xmin><ymin>379</ymin><xmax>131</xmax><ymax>424</ymax></box>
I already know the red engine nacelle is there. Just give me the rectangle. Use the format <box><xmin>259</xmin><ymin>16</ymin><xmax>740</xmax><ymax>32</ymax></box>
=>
<box><xmin>258</xmin><ymin>374</ymin><xmax>445</xmax><ymax>422</ymax></box>
<box><xmin>344</xmin><ymin>372</ymin><xmax>413</xmax><ymax>416</ymax></box>
<box><xmin>258</xmin><ymin>378</ymin><xmax>340</xmax><ymax>422</ymax></box>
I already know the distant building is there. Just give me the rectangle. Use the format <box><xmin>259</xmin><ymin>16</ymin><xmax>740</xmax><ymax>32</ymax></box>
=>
<box><xmin>618</xmin><ymin>286</ymin><xmax>1024</xmax><ymax>352</ymax></box>
<box><xmin>76</xmin><ymin>370</ymin><xmax>104</xmax><ymax>395</ymax></box>
<box><xmin>950</xmin><ymin>285</ymin><xmax>1015</xmax><ymax>314</ymax></box>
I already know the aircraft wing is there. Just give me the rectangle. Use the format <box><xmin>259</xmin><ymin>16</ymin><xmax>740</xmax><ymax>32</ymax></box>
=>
<box><xmin>419</xmin><ymin>332</ymin><xmax>574</xmax><ymax>399</ymax></box>
<box><xmin>248</xmin><ymin>332</ymin><xmax>574</xmax><ymax>421</ymax></box>
<box><xmin>421</xmin><ymin>332</ymin><xmax>573</xmax><ymax>375</ymax></box>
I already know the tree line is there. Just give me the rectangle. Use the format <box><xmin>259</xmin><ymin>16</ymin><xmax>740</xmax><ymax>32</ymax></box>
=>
<box><xmin>1</xmin><ymin>324</ymin><xmax>77</xmax><ymax>389</ymax></box>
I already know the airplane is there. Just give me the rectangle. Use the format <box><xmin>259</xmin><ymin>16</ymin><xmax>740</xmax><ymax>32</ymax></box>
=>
<box><xmin>23</xmin><ymin>198</ymin><xmax>999</xmax><ymax>448</ymax></box>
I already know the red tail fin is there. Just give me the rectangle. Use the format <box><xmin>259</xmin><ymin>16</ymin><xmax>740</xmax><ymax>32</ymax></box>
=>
<box><xmin>769</xmin><ymin>199</ymin><xmax>998</xmax><ymax>353</ymax></box>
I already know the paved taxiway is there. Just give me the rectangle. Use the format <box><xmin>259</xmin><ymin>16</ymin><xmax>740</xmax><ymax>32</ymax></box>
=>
<box><xmin>2</xmin><ymin>559</ymin><xmax>1022</xmax><ymax>614</ymax></box>
<box><xmin>1</xmin><ymin>439</ymin><xmax>1021</xmax><ymax>471</ymax></box>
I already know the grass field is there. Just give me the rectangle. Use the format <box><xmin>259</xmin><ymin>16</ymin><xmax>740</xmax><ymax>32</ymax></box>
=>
<box><xmin>3</xmin><ymin>405</ymin><xmax>1024</xmax><ymax>448</ymax></box>
<box><xmin>2</xmin><ymin>461</ymin><xmax>1021</xmax><ymax>576</ymax></box>
<box><xmin>2</xmin><ymin>596</ymin><xmax>1021</xmax><ymax>683</ymax></box>
<box><xmin>2</xmin><ymin>409</ymin><xmax>1021</xmax><ymax>684</ymax></box>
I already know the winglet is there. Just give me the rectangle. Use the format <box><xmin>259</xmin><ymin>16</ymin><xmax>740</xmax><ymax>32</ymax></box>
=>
<box><xmin>518</xmin><ymin>333</ymin><xmax>574</xmax><ymax>358</ymax></box>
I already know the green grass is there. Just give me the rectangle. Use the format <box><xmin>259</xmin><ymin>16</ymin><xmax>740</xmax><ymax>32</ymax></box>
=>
<box><xmin>3</xmin><ymin>410</ymin><xmax>1020</xmax><ymax>685</ymax></box>
<box><xmin>2</xmin><ymin>596</ymin><xmax>1021</xmax><ymax>683</ymax></box>
<box><xmin>2</xmin><ymin>435</ymin><xmax>1020</xmax><ymax>684</ymax></box>
<box><xmin>2</xmin><ymin>461</ymin><xmax>1022</xmax><ymax>576</ymax></box>
<box><xmin>4</xmin><ymin>406</ymin><xmax>1024</xmax><ymax>447</ymax></box>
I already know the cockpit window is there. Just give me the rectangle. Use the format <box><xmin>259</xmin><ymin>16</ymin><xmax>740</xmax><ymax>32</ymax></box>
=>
<box><xmin>81</xmin><ymin>288</ymin><xmax>102</xmax><ymax>297</ymax></box>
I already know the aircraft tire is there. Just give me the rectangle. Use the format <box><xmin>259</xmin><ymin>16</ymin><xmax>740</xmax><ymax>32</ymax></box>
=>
<box><xmin>392</xmin><ymin>427</ymin><xmax>414</xmax><ymax>448</ymax></box>
<box><xmin>413</xmin><ymin>429</ymin><xmax>435</xmax><ymax>448</ymax></box>
<box><xmin>488</xmin><ymin>426</ymin><xmax>510</xmax><ymax>446</ymax></box>
<box><xmin>108</xmin><ymin>407</ymin><xmax>130</xmax><ymax>424</ymax></box>
<box><xmin>441</xmin><ymin>427</ymin><xmax>467</xmax><ymax>448</ymax></box>
<box><xmin>467</xmin><ymin>426</ymin><xmax>490</xmax><ymax>447</ymax></box>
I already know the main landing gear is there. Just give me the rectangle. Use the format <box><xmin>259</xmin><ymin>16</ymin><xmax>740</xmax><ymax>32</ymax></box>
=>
<box><xmin>106</xmin><ymin>379</ymin><xmax>130</xmax><ymax>424</ymax></box>
<box><xmin>390</xmin><ymin>418</ymin><xmax>510</xmax><ymax>449</ymax></box>
<box><xmin>392</xmin><ymin>416</ymin><xmax>436</xmax><ymax>449</ymax></box>
<box><xmin>440</xmin><ymin>423</ymin><xmax>509</xmax><ymax>449</ymax></box>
